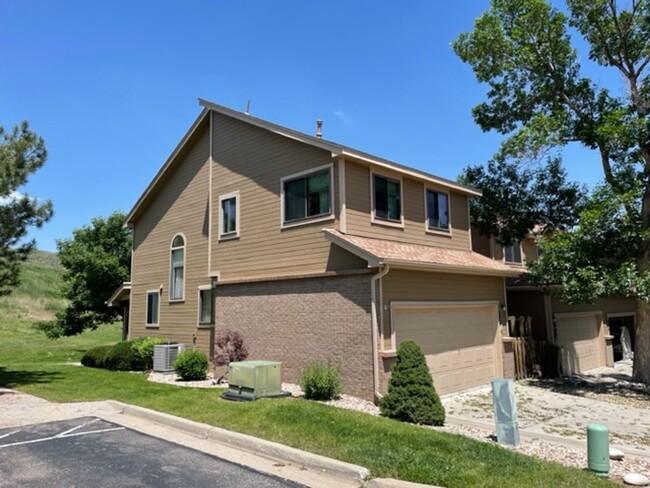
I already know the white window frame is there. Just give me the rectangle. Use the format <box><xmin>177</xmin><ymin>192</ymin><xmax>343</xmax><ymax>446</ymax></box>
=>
<box><xmin>218</xmin><ymin>191</ymin><xmax>240</xmax><ymax>240</ymax></box>
<box><xmin>371</xmin><ymin>172</ymin><xmax>404</xmax><ymax>228</ymax></box>
<box><xmin>280</xmin><ymin>163</ymin><xmax>335</xmax><ymax>229</ymax></box>
<box><xmin>424</xmin><ymin>187</ymin><xmax>451</xmax><ymax>235</ymax></box>
<box><xmin>504</xmin><ymin>241</ymin><xmax>523</xmax><ymax>265</ymax></box>
<box><xmin>169</xmin><ymin>233</ymin><xmax>186</xmax><ymax>302</ymax></box>
<box><xmin>197</xmin><ymin>285</ymin><xmax>215</xmax><ymax>327</ymax></box>
<box><xmin>145</xmin><ymin>289</ymin><xmax>160</xmax><ymax>327</ymax></box>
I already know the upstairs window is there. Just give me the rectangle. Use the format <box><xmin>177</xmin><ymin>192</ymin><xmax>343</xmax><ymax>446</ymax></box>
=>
<box><xmin>146</xmin><ymin>290</ymin><xmax>159</xmax><ymax>326</ymax></box>
<box><xmin>373</xmin><ymin>174</ymin><xmax>402</xmax><ymax>223</ymax></box>
<box><xmin>170</xmin><ymin>234</ymin><xmax>185</xmax><ymax>300</ymax></box>
<box><xmin>504</xmin><ymin>242</ymin><xmax>523</xmax><ymax>264</ymax></box>
<box><xmin>219</xmin><ymin>192</ymin><xmax>239</xmax><ymax>239</ymax></box>
<box><xmin>282</xmin><ymin>166</ymin><xmax>332</xmax><ymax>224</ymax></box>
<box><xmin>426</xmin><ymin>189</ymin><xmax>449</xmax><ymax>231</ymax></box>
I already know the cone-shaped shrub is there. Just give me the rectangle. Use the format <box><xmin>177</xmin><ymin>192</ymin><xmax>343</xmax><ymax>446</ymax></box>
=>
<box><xmin>379</xmin><ymin>340</ymin><xmax>445</xmax><ymax>426</ymax></box>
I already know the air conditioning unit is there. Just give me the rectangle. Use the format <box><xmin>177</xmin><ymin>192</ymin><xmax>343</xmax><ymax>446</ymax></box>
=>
<box><xmin>221</xmin><ymin>360</ymin><xmax>290</xmax><ymax>401</ymax></box>
<box><xmin>153</xmin><ymin>343</ymin><xmax>185</xmax><ymax>372</ymax></box>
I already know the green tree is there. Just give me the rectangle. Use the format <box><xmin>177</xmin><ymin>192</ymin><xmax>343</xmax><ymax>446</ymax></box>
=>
<box><xmin>461</xmin><ymin>156</ymin><xmax>585</xmax><ymax>245</ymax></box>
<box><xmin>0</xmin><ymin>121</ymin><xmax>53</xmax><ymax>295</ymax></box>
<box><xmin>41</xmin><ymin>211</ymin><xmax>131</xmax><ymax>338</ymax></box>
<box><xmin>453</xmin><ymin>0</ymin><xmax>650</xmax><ymax>383</ymax></box>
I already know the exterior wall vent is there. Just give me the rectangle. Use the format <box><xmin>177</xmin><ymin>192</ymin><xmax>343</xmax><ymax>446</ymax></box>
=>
<box><xmin>153</xmin><ymin>343</ymin><xmax>185</xmax><ymax>372</ymax></box>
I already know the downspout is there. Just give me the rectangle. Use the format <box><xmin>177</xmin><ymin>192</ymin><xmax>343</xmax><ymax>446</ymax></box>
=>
<box><xmin>370</xmin><ymin>264</ymin><xmax>390</xmax><ymax>400</ymax></box>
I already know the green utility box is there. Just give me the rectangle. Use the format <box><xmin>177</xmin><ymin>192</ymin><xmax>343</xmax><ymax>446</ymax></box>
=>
<box><xmin>221</xmin><ymin>360</ymin><xmax>290</xmax><ymax>401</ymax></box>
<box><xmin>587</xmin><ymin>423</ymin><xmax>609</xmax><ymax>476</ymax></box>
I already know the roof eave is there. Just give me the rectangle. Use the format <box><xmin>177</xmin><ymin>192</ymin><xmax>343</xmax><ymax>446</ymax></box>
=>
<box><xmin>107</xmin><ymin>282</ymin><xmax>132</xmax><ymax>307</ymax></box>
<box><xmin>382</xmin><ymin>258</ymin><xmax>524</xmax><ymax>277</ymax></box>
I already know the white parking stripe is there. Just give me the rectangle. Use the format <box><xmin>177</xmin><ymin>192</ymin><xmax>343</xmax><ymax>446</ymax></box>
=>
<box><xmin>0</xmin><ymin>430</ymin><xmax>20</xmax><ymax>440</ymax></box>
<box><xmin>56</xmin><ymin>418</ymin><xmax>101</xmax><ymax>437</ymax></box>
<box><xmin>0</xmin><ymin>426</ymin><xmax>125</xmax><ymax>449</ymax></box>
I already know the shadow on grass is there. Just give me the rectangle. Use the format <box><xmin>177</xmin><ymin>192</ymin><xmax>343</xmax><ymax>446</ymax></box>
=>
<box><xmin>0</xmin><ymin>366</ymin><xmax>63</xmax><ymax>389</ymax></box>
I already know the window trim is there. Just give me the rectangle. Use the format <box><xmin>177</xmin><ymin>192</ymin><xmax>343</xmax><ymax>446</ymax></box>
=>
<box><xmin>280</xmin><ymin>163</ymin><xmax>335</xmax><ymax>229</ymax></box>
<box><xmin>504</xmin><ymin>241</ymin><xmax>523</xmax><ymax>265</ymax></box>
<box><xmin>371</xmin><ymin>172</ymin><xmax>404</xmax><ymax>228</ymax></box>
<box><xmin>145</xmin><ymin>289</ymin><xmax>160</xmax><ymax>328</ymax></box>
<box><xmin>218</xmin><ymin>191</ymin><xmax>240</xmax><ymax>240</ymax></box>
<box><xmin>169</xmin><ymin>233</ymin><xmax>186</xmax><ymax>302</ymax></box>
<box><xmin>197</xmin><ymin>285</ymin><xmax>215</xmax><ymax>327</ymax></box>
<box><xmin>424</xmin><ymin>187</ymin><xmax>452</xmax><ymax>236</ymax></box>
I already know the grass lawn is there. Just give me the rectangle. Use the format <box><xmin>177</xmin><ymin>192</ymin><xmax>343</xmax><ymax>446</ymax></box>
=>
<box><xmin>0</xmin><ymin>259</ymin><xmax>616</xmax><ymax>487</ymax></box>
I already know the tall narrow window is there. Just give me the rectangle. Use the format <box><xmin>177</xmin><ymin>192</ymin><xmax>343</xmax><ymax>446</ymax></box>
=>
<box><xmin>198</xmin><ymin>287</ymin><xmax>214</xmax><ymax>326</ymax></box>
<box><xmin>219</xmin><ymin>192</ymin><xmax>239</xmax><ymax>239</ymax></box>
<box><xmin>170</xmin><ymin>234</ymin><xmax>185</xmax><ymax>300</ymax></box>
<box><xmin>426</xmin><ymin>189</ymin><xmax>449</xmax><ymax>231</ymax></box>
<box><xmin>146</xmin><ymin>290</ymin><xmax>159</xmax><ymax>326</ymax></box>
<box><xmin>504</xmin><ymin>242</ymin><xmax>522</xmax><ymax>264</ymax></box>
<box><xmin>282</xmin><ymin>167</ymin><xmax>331</xmax><ymax>223</ymax></box>
<box><xmin>373</xmin><ymin>174</ymin><xmax>401</xmax><ymax>222</ymax></box>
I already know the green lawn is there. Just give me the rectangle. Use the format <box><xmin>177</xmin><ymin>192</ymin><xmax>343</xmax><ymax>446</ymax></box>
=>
<box><xmin>0</xmin><ymin>259</ymin><xmax>615</xmax><ymax>487</ymax></box>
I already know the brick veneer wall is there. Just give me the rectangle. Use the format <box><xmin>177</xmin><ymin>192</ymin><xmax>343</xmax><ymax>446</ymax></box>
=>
<box><xmin>215</xmin><ymin>273</ymin><xmax>375</xmax><ymax>400</ymax></box>
<box><xmin>502</xmin><ymin>339</ymin><xmax>515</xmax><ymax>379</ymax></box>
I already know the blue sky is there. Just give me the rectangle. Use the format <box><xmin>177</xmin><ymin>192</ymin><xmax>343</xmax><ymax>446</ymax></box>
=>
<box><xmin>2</xmin><ymin>1</ymin><xmax>610</xmax><ymax>252</ymax></box>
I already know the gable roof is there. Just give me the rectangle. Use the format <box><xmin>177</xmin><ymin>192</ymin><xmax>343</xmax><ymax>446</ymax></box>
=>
<box><xmin>125</xmin><ymin>99</ymin><xmax>480</xmax><ymax>226</ymax></box>
<box><xmin>324</xmin><ymin>229</ymin><xmax>522</xmax><ymax>277</ymax></box>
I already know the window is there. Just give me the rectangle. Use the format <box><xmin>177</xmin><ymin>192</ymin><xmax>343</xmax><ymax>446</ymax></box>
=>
<box><xmin>282</xmin><ymin>166</ymin><xmax>331</xmax><ymax>224</ymax></box>
<box><xmin>170</xmin><ymin>234</ymin><xmax>185</xmax><ymax>300</ymax></box>
<box><xmin>504</xmin><ymin>242</ymin><xmax>522</xmax><ymax>264</ymax></box>
<box><xmin>198</xmin><ymin>286</ymin><xmax>214</xmax><ymax>326</ymax></box>
<box><xmin>219</xmin><ymin>192</ymin><xmax>239</xmax><ymax>239</ymax></box>
<box><xmin>426</xmin><ymin>189</ymin><xmax>449</xmax><ymax>231</ymax></box>
<box><xmin>146</xmin><ymin>290</ymin><xmax>159</xmax><ymax>326</ymax></box>
<box><xmin>373</xmin><ymin>174</ymin><xmax>402</xmax><ymax>223</ymax></box>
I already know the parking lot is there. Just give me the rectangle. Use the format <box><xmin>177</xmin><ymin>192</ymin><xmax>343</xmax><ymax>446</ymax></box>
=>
<box><xmin>0</xmin><ymin>417</ymin><xmax>306</xmax><ymax>488</ymax></box>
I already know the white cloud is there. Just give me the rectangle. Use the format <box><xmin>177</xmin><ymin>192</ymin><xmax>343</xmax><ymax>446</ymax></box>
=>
<box><xmin>0</xmin><ymin>191</ymin><xmax>25</xmax><ymax>205</ymax></box>
<box><xmin>333</xmin><ymin>110</ymin><xmax>354</xmax><ymax>126</ymax></box>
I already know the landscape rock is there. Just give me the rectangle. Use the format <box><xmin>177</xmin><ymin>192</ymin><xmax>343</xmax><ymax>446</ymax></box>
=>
<box><xmin>610</xmin><ymin>447</ymin><xmax>625</xmax><ymax>461</ymax></box>
<box><xmin>623</xmin><ymin>472</ymin><xmax>650</xmax><ymax>486</ymax></box>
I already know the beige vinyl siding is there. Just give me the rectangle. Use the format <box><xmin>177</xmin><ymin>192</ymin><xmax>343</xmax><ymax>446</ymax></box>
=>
<box><xmin>381</xmin><ymin>269</ymin><xmax>505</xmax><ymax>349</ymax></box>
<box><xmin>210</xmin><ymin>112</ymin><xmax>366</xmax><ymax>279</ymax></box>
<box><xmin>471</xmin><ymin>229</ymin><xmax>492</xmax><ymax>257</ymax></box>
<box><xmin>130</xmin><ymin>124</ymin><xmax>213</xmax><ymax>355</ymax></box>
<box><xmin>551</xmin><ymin>296</ymin><xmax>636</xmax><ymax>317</ymax></box>
<box><xmin>521</xmin><ymin>237</ymin><xmax>538</xmax><ymax>264</ymax></box>
<box><xmin>345</xmin><ymin>161</ymin><xmax>471</xmax><ymax>250</ymax></box>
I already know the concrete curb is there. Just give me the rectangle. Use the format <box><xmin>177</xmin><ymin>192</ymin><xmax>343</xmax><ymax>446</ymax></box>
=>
<box><xmin>364</xmin><ymin>479</ymin><xmax>443</xmax><ymax>488</ymax></box>
<box><xmin>446</xmin><ymin>415</ymin><xmax>650</xmax><ymax>460</ymax></box>
<box><xmin>107</xmin><ymin>401</ymin><xmax>371</xmax><ymax>484</ymax></box>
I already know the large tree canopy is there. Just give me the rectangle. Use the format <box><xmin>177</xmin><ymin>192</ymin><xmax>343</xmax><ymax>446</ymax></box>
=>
<box><xmin>40</xmin><ymin>211</ymin><xmax>131</xmax><ymax>338</ymax></box>
<box><xmin>461</xmin><ymin>156</ymin><xmax>586</xmax><ymax>245</ymax></box>
<box><xmin>0</xmin><ymin>121</ymin><xmax>53</xmax><ymax>296</ymax></box>
<box><xmin>453</xmin><ymin>0</ymin><xmax>650</xmax><ymax>383</ymax></box>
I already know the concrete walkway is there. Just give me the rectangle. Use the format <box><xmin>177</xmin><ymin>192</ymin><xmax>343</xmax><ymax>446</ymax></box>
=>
<box><xmin>442</xmin><ymin>361</ymin><xmax>650</xmax><ymax>458</ymax></box>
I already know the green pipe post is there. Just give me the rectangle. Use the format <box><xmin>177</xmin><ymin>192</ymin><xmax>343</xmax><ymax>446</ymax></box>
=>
<box><xmin>587</xmin><ymin>423</ymin><xmax>609</xmax><ymax>477</ymax></box>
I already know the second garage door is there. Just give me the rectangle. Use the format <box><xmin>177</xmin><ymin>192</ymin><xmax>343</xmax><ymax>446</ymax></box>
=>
<box><xmin>393</xmin><ymin>302</ymin><xmax>500</xmax><ymax>395</ymax></box>
<box><xmin>555</xmin><ymin>312</ymin><xmax>605</xmax><ymax>375</ymax></box>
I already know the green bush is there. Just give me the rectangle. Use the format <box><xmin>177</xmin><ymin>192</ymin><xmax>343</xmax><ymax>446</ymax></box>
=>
<box><xmin>379</xmin><ymin>340</ymin><xmax>445</xmax><ymax>426</ymax></box>
<box><xmin>173</xmin><ymin>349</ymin><xmax>208</xmax><ymax>381</ymax></box>
<box><xmin>132</xmin><ymin>336</ymin><xmax>166</xmax><ymax>371</ymax></box>
<box><xmin>81</xmin><ymin>345</ymin><xmax>112</xmax><ymax>368</ymax></box>
<box><xmin>300</xmin><ymin>361</ymin><xmax>342</xmax><ymax>400</ymax></box>
<box><xmin>103</xmin><ymin>340</ymin><xmax>138</xmax><ymax>371</ymax></box>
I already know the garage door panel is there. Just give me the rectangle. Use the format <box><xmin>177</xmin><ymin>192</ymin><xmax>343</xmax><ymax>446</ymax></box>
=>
<box><xmin>556</xmin><ymin>314</ymin><xmax>603</xmax><ymax>374</ymax></box>
<box><xmin>395</xmin><ymin>304</ymin><xmax>499</xmax><ymax>395</ymax></box>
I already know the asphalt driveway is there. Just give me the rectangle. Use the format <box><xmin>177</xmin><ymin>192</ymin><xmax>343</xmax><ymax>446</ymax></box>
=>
<box><xmin>0</xmin><ymin>417</ymin><xmax>305</xmax><ymax>488</ymax></box>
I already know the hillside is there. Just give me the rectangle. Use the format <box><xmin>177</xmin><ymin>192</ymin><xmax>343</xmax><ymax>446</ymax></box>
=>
<box><xmin>0</xmin><ymin>250</ymin><xmax>67</xmax><ymax>328</ymax></box>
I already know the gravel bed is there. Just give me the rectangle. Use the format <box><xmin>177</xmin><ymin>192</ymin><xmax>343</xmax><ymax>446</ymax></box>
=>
<box><xmin>148</xmin><ymin>371</ymin><xmax>650</xmax><ymax>479</ymax></box>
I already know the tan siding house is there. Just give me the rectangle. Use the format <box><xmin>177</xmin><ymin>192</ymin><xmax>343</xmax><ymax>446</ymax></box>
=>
<box><xmin>119</xmin><ymin>100</ymin><xmax>520</xmax><ymax>400</ymax></box>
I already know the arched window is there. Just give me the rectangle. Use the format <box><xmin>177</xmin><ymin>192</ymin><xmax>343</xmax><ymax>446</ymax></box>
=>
<box><xmin>170</xmin><ymin>234</ymin><xmax>185</xmax><ymax>300</ymax></box>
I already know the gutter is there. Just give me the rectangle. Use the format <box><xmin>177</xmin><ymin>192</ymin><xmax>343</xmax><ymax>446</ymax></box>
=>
<box><xmin>370</xmin><ymin>264</ymin><xmax>390</xmax><ymax>401</ymax></box>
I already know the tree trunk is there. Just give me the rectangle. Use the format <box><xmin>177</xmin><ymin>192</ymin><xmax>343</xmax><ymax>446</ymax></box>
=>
<box><xmin>634</xmin><ymin>298</ymin><xmax>650</xmax><ymax>384</ymax></box>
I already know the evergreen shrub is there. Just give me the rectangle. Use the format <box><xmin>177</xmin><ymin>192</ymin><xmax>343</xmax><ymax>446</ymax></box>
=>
<box><xmin>81</xmin><ymin>345</ymin><xmax>112</xmax><ymax>368</ymax></box>
<box><xmin>379</xmin><ymin>340</ymin><xmax>445</xmax><ymax>426</ymax></box>
<box><xmin>174</xmin><ymin>349</ymin><xmax>208</xmax><ymax>381</ymax></box>
<box><xmin>103</xmin><ymin>340</ymin><xmax>138</xmax><ymax>371</ymax></box>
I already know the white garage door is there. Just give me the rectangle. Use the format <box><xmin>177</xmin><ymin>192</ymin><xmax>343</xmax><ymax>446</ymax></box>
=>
<box><xmin>393</xmin><ymin>302</ymin><xmax>500</xmax><ymax>395</ymax></box>
<box><xmin>555</xmin><ymin>312</ymin><xmax>604</xmax><ymax>375</ymax></box>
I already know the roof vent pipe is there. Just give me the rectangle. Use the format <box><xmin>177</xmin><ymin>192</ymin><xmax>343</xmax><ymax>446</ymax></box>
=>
<box><xmin>316</xmin><ymin>119</ymin><xmax>323</xmax><ymax>138</ymax></box>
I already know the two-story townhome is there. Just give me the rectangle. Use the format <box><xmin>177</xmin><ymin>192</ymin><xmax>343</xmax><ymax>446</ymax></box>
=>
<box><xmin>472</xmin><ymin>230</ymin><xmax>637</xmax><ymax>375</ymax></box>
<box><xmin>111</xmin><ymin>100</ymin><xmax>522</xmax><ymax>400</ymax></box>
